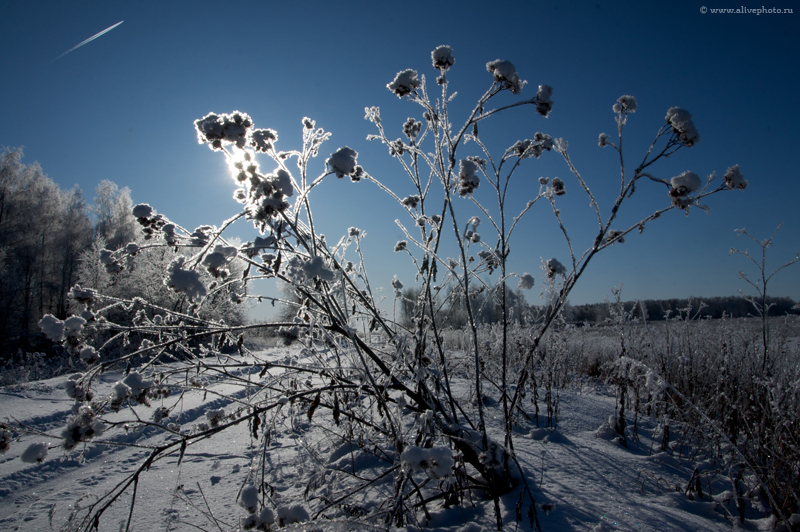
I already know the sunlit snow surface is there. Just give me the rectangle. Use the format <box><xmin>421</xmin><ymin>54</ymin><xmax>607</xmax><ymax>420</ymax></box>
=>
<box><xmin>0</xmin><ymin>347</ymin><xmax>773</xmax><ymax>531</ymax></box>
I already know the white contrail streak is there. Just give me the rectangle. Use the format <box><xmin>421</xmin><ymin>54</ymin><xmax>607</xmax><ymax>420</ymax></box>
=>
<box><xmin>54</xmin><ymin>20</ymin><xmax>124</xmax><ymax>61</ymax></box>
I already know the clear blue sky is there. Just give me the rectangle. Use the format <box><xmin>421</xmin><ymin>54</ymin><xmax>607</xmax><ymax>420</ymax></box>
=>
<box><xmin>2</xmin><ymin>0</ymin><xmax>798</xmax><ymax>320</ymax></box>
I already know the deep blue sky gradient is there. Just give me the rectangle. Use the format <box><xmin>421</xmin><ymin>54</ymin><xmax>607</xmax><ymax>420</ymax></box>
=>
<box><xmin>2</xmin><ymin>0</ymin><xmax>798</xmax><ymax>319</ymax></box>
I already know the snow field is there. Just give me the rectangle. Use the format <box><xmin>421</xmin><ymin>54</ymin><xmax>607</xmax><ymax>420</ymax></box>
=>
<box><xmin>1</xmin><ymin>345</ymin><xmax>781</xmax><ymax>531</ymax></box>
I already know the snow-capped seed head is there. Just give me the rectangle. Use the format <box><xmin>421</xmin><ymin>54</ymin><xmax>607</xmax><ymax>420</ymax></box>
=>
<box><xmin>276</xmin><ymin>504</ymin><xmax>309</xmax><ymax>526</ymax></box>
<box><xmin>616</xmin><ymin>95</ymin><xmax>637</xmax><ymax>113</ymax></box>
<box><xmin>194</xmin><ymin>111</ymin><xmax>253</xmax><ymax>151</ymax></box>
<box><xmin>202</xmin><ymin>245</ymin><xmax>237</xmax><ymax>275</ymax></box>
<box><xmin>403</xmin><ymin>117</ymin><xmax>422</xmax><ymax>140</ymax></box>
<box><xmin>538</xmin><ymin>176</ymin><xmax>550</xmax><ymax>185</ymax></box>
<box><xmin>724</xmin><ymin>164</ymin><xmax>747</xmax><ymax>190</ymax></box>
<box><xmin>39</xmin><ymin>314</ymin><xmax>64</xmax><ymax>342</ymax></box>
<box><xmin>239</xmin><ymin>485</ymin><xmax>259</xmax><ymax>514</ymax></box>
<box><xmin>161</xmin><ymin>223</ymin><xmax>177</xmax><ymax>244</ymax></box>
<box><xmin>665</xmin><ymin>107</ymin><xmax>700</xmax><ymax>147</ymax></box>
<box><xmin>486</xmin><ymin>59</ymin><xmax>526</xmax><ymax>94</ymax></box>
<box><xmin>327</xmin><ymin>147</ymin><xmax>360</xmax><ymax>180</ymax></box>
<box><xmin>69</xmin><ymin>285</ymin><xmax>97</xmax><ymax>305</ymax></box>
<box><xmin>387</xmin><ymin>69</ymin><xmax>421</xmax><ymax>98</ymax></box>
<box><xmin>537</xmin><ymin>84</ymin><xmax>553</xmax><ymax>102</ymax></box>
<box><xmin>302</xmin><ymin>117</ymin><xmax>315</xmax><ymax>129</ymax></box>
<box><xmin>388</xmin><ymin>139</ymin><xmax>405</xmax><ymax>156</ymax></box>
<box><xmin>604</xmin><ymin>230</ymin><xmax>625</xmax><ymax>245</ymax></box>
<box><xmin>194</xmin><ymin>113</ymin><xmax>223</xmax><ymax>149</ymax></box>
<box><xmin>510</xmin><ymin>139</ymin><xmax>530</xmax><ymax>158</ymax></box>
<box><xmin>190</xmin><ymin>226</ymin><xmax>212</xmax><ymax>245</ymax></box>
<box><xmin>431</xmin><ymin>45</ymin><xmax>455</xmax><ymax>70</ymax></box>
<box><xmin>62</xmin><ymin>405</ymin><xmax>103</xmax><ymax>449</ymax></box>
<box><xmin>670</xmin><ymin>171</ymin><xmax>702</xmax><ymax>196</ymax></box>
<box><xmin>512</xmin><ymin>133</ymin><xmax>554</xmax><ymax>159</ymax></box>
<box><xmin>536</xmin><ymin>84</ymin><xmax>554</xmax><ymax>117</ymax></box>
<box><xmin>164</xmin><ymin>256</ymin><xmax>207</xmax><ymax>301</ymax></box>
<box><xmin>245</xmin><ymin>179</ymin><xmax>290</xmax><ymax>222</ymax></box>
<box><xmin>206</xmin><ymin>408</ymin><xmax>225</xmax><ymax>428</ymax></box>
<box><xmin>348</xmin><ymin>227</ymin><xmax>360</xmax><ymax>237</ymax></box>
<box><xmin>598</xmin><ymin>133</ymin><xmax>609</xmax><ymax>147</ymax></box>
<box><xmin>132</xmin><ymin>203</ymin><xmax>153</xmax><ymax>219</ymax></box>
<box><xmin>20</xmin><ymin>442</ymin><xmax>48</xmax><ymax>463</ymax></box>
<box><xmin>249</xmin><ymin>128</ymin><xmax>277</xmax><ymax>152</ymax></box>
<box><xmin>534</xmin><ymin>131</ymin><xmax>554</xmax><ymax>148</ymax></box>
<box><xmin>551</xmin><ymin>177</ymin><xmax>566</xmax><ymax>196</ymax></box>
<box><xmin>391</xmin><ymin>276</ymin><xmax>404</xmax><ymax>290</ymax></box>
<box><xmin>402</xmin><ymin>195</ymin><xmax>420</xmax><ymax>209</ymax></box>
<box><xmin>477</xmin><ymin>250</ymin><xmax>500</xmax><ymax>273</ymax></box>
<box><xmin>257</xmin><ymin>507</ymin><xmax>275</xmax><ymax>527</ymax></box>
<box><xmin>79</xmin><ymin>346</ymin><xmax>99</xmax><ymax>364</ymax></box>
<box><xmin>1</xmin><ymin>429</ymin><xmax>11</xmax><ymax>454</ymax></box>
<box><xmin>457</xmin><ymin>159</ymin><xmax>480</xmax><ymax>196</ymax></box>
<box><xmin>99</xmin><ymin>249</ymin><xmax>115</xmax><ymax>265</ymax></box>
<box><xmin>394</xmin><ymin>240</ymin><xmax>407</xmax><ymax>252</ymax></box>
<box><xmin>122</xmin><ymin>372</ymin><xmax>152</xmax><ymax>404</ymax></box>
<box><xmin>65</xmin><ymin>378</ymin><xmax>84</xmax><ymax>401</ymax></box>
<box><xmin>98</xmin><ymin>248</ymin><xmax>122</xmax><ymax>273</ymax></box>
<box><xmin>302</xmin><ymin>256</ymin><xmax>334</xmax><ymax>281</ymax></box>
<box><xmin>545</xmin><ymin>258</ymin><xmax>567</xmax><ymax>278</ymax></box>
<box><xmin>270</xmin><ymin>169</ymin><xmax>294</xmax><ymax>198</ymax></box>
<box><xmin>517</xmin><ymin>273</ymin><xmax>535</xmax><ymax>290</ymax></box>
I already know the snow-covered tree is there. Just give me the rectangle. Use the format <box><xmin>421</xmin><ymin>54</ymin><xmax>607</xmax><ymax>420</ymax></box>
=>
<box><xmin>0</xmin><ymin>148</ymin><xmax>92</xmax><ymax>355</ymax></box>
<box><xmin>92</xmin><ymin>180</ymin><xmax>138</xmax><ymax>251</ymax></box>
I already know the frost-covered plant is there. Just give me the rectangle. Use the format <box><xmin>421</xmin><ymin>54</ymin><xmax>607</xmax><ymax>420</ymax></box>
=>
<box><xmin>15</xmin><ymin>47</ymin><xmax>749</xmax><ymax>531</ymax></box>
<box><xmin>574</xmin><ymin>288</ymin><xmax>800</xmax><ymax>527</ymax></box>
<box><xmin>730</xmin><ymin>224</ymin><xmax>799</xmax><ymax>371</ymax></box>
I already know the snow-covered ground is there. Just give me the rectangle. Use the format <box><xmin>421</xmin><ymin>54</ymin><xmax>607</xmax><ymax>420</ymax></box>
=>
<box><xmin>0</xmin><ymin>347</ymin><xmax>778</xmax><ymax>531</ymax></box>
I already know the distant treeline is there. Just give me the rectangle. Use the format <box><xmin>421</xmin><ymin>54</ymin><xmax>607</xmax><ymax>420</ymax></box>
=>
<box><xmin>397</xmin><ymin>284</ymin><xmax>797</xmax><ymax>330</ymax></box>
<box><xmin>567</xmin><ymin>295</ymin><xmax>798</xmax><ymax>324</ymax></box>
